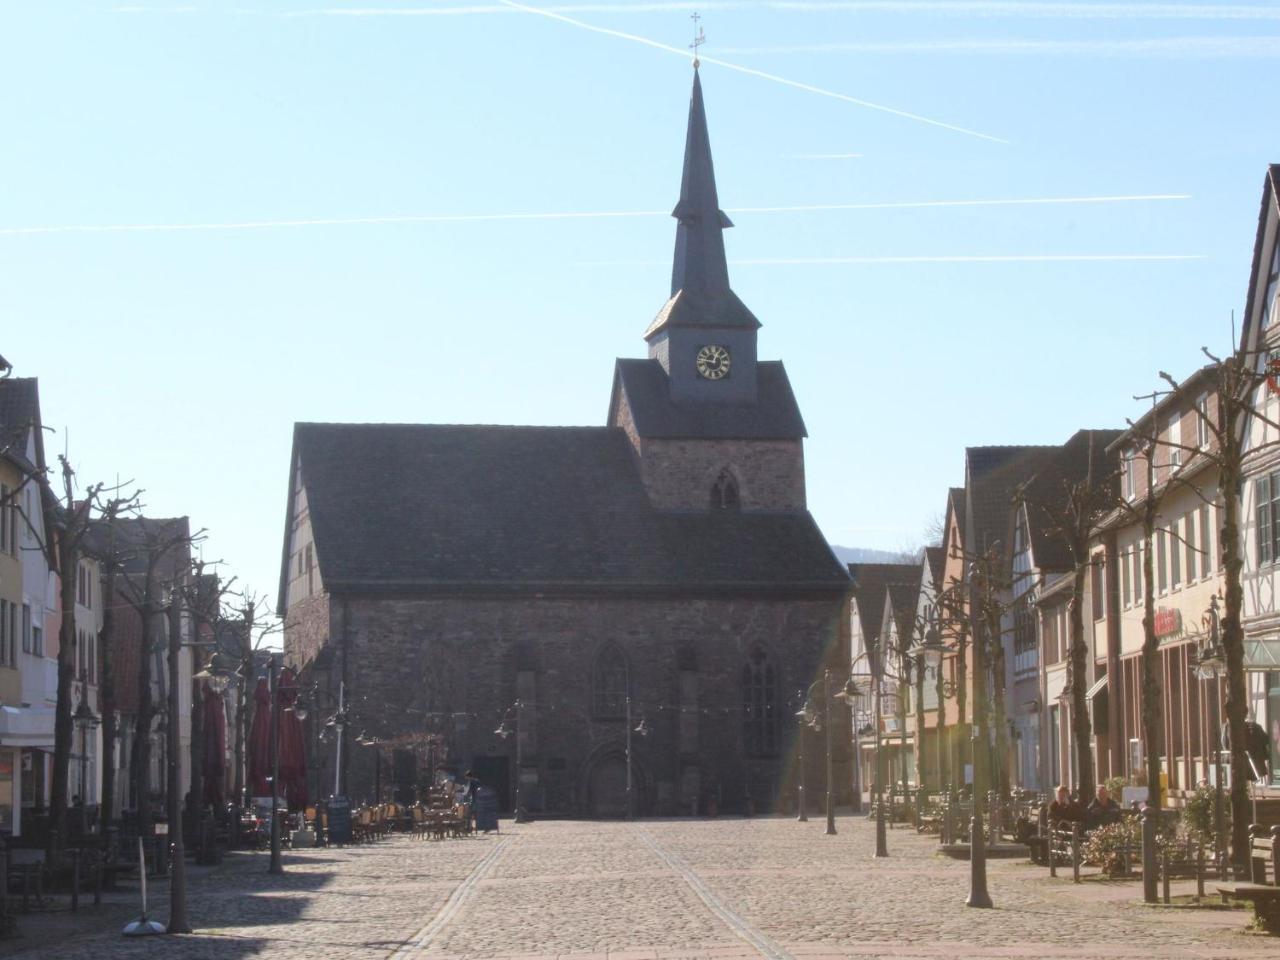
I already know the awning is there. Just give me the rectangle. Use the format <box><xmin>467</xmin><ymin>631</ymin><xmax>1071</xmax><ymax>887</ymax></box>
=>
<box><xmin>1243</xmin><ymin>636</ymin><xmax>1280</xmax><ymax>670</ymax></box>
<box><xmin>1085</xmin><ymin>675</ymin><xmax>1109</xmax><ymax>701</ymax></box>
<box><xmin>0</xmin><ymin>706</ymin><xmax>56</xmax><ymax>748</ymax></box>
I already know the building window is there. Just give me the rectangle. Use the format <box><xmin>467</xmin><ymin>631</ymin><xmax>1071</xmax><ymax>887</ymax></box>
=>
<box><xmin>1167</xmin><ymin>413</ymin><xmax>1182</xmax><ymax>470</ymax></box>
<box><xmin>0</xmin><ymin>599</ymin><xmax>7</xmax><ymax>667</ymax></box>
<box><xmin>592</xmin><ymin>644</ymin><xmax>628</xmax><ymax>718</ymax></box>
<box><xmin>1134</xmin><ymin>544</ymin><xmax>1145</xmax><ymax>602</ymax></box>
<box><xmin>710</xmin><ymin>469</ymin><xmax>739</xmax><ymax>510</ymax></box>
<box><xmin>1201</xmin><ymin>504</ymin><xmax>1213</xmax><ymax>578</ymax></box>
<box><xmin>1170</xmin><ymin>519</ymin><xmax>1182</xmax><ymax>589</ymax></box>
<box><xmin>0</xmin><ymin>484</ymin><xmax>9</xmax><ymax>554</ymax></box>
<box><xmin>1091</xmin><ymin>555</ymin><xmax>1105</xmax><ymax>620</ymax></box>
<box><xmin>1196</xmin><ymin>394</ymin><xmax>1210</xmax><ymax>449</ymax></box>
<box><xmin>21</xmin><ymin>604</ymin><xmax>30</xmax><ymax>655</ymax></box>
<box><xmin>742</xmin><ymin>646</ymin><xmax>779</xmax><ymax>757</ymax></box>
<box><xmin>1014</xmin><ymin>606</ymin><xmax>1035</xmax><ymax>655</ymax></box>
<box><xmin>1123</xmin><ymin>450</ymin><xmax>1136</xmax><ymax>501</ymax></box>
<box><xmin>1157</xmin><ymin>528</ymin><xmax>1168</xmax><ymax>593</ymax></box>
<box><xmin>32</xmin><ymin>625</ymin><xmax>42</xmax><ymax>658</ymax></box>
<box><xmin>1258</xmin><ymin>474</ymin><xmax>1280</xmax><ymax>566</ymax></box>
<box><xmin>305</xmin><ymin>544</ymin><xmax>314</xmax><ymax>595</ymax></box>
<box><xmin>1264</xmin><ymin>241</ymin><xmax>1280</xmax><ymax>331</ymax></box>
<box><xmin>1185</xmin><ymin>511</ymin><xmax>1197</xmax><ymax>582</ymax></box>
<box><xmin>1121</xmin><ymin>549</ymin><xmax>1131</xmax><ymax>607</ymax></box>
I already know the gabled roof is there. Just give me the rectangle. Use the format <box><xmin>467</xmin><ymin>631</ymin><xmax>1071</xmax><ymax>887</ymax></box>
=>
<box><xmin>849</xmin><ymin>562</ymin><xmax>920</xmax><ymax>670</ymax></box>
<box><xmin>1240</xmin><ymin>164</ymin><xmax>1280</xmax><ymax>353</ymax></box>
<box><xmin>280</xmin><ymin>422</ymin><xmax>849</xmax><ymax>606</ymax></box>
<box><xmin>1019</xmin><ymin>429</ymin><xmax>1123</xmax><ymax>573</ymax></box>
<box><xmin>109</xmin><ymin>516</ymin><xmax>192</xmax><ymax>580</ymax></box>
<box><xmin>610</xmin><ymin>358</ymin><xmax>807</xmax><ymax>439</ymax></box>
<box><xmin>0</xmin><ymin>377</ymin><xmax>43</xmax><ymax>472</ymax></box>
<box><xmin>924</xmin><ymin>546</ymin><xmax>945</xmax><ymax>586</ymax></box>
<box><xmin>965</xmin><ymin>445</ymin><xmax>1059</xmax><ymax>556</ymax></box>
<box><xmin>884</xmin><ymin>577</ymin><xmax>922</xmax><ymax>653</ymax></box>
<box><xmin>1104</xmin><ymin>366</ymin><xmax>1217</xmax><ymax>454</ymax></box>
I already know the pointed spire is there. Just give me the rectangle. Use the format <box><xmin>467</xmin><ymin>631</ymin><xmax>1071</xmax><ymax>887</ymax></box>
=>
<box><xmin>670</xmin><ymin>67</ymin><xmax>734</xmax><ymax>301</ymax></box>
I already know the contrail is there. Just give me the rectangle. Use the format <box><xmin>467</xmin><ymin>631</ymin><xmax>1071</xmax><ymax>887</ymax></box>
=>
<box><xmin>767</xmin><ymin>2</ymin><xmax>1280</xmax><ymax>19</ymax></box>
<box><xmin>721</xmin><ymin>36</ymin><xmax>1280</xmax><ymax>56</ymax></box>
<box><xmin>114</xmin><ymin>3</ymin><xmax>1280</xmax><ymax>21</ymax></box>
<box><xmin>586</xmin><ymin>253</ymin><xmax>1208</xmax><ymax>264</ymax></box>
<box><xmin>729</xmin><ymin>253</ymin><xmax>1209</xmax><ymax>263</ymax></box>
<box><xmin>0</xmin><ymin>194</ymin><xmax>1190</xmax><ymax>237</ymax></box>
<box><xmin>790</xmin><ymin>152</ymin><xmax>864</xmax><ymax>159</ymax></box>
<box><xmin>491</xmin><ymin>0</ymin><xmax>1010</xmax><ymax>144</ymax></box>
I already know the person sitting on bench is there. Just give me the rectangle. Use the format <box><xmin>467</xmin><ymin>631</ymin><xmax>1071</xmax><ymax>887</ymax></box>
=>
<box><xmin>1048</xmin><ymin>785</ymin><xmax>1082</xmax><ymax>826</ymax></box>
<box><xmin>1085</xmin><ymin>784</ymin><xmax>1121</xmax><ymax>830</ymax></box>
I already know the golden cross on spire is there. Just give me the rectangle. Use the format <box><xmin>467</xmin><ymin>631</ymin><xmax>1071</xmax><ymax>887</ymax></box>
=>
<box><xmin>689</xmin><ymin>11</ymin><xmax>705</xmax><ymax>67</ymax></box>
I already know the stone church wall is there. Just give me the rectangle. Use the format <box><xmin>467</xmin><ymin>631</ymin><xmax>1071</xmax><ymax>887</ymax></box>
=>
<box><xmin>329</xmin><ymin>592</ymin><xmax>847</xmax><ymax>816</ymax></box>
<box><xmin>635</xmin><ymin>437</ymin><xmax>807</xmax><ymax>512</ymax></box>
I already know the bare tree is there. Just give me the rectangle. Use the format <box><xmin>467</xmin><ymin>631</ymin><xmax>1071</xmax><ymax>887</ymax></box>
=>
<box><xmin>1016</xmin><ymin>431</ymin><xmax>1120</xmax><ymax>804</ymax></box>
<box><xmin>115</xmin><ymin>517</ymin><xmax>200</xmax><ymax>840</ymax></box>
<box><xmin>1134</xmin><ymin>344</ymin><xmax>1280</xmax><ymax>869</ymax></box>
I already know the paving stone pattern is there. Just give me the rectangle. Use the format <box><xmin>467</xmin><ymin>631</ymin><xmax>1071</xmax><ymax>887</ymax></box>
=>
<box><xmin>13</xmin><ymin>817</ymin><xmax>1278</xmax><ymax>960</ymax></box>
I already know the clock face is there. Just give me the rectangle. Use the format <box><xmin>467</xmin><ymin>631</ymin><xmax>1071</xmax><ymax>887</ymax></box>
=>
<box><xmin>695</xmin><ymin>344</ymin><xmax>731</xmax><ymax>380</ymax></box>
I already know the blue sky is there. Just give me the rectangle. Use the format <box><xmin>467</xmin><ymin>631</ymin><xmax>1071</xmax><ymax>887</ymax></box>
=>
<box><xmin>1</xmin><ymin>1</ymin><xmax>1276</xmax><ymax>609</ymax></box>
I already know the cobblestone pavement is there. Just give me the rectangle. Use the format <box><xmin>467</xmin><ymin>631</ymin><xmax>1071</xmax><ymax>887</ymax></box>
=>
<box><xmin>13</xmin><ymin>815</ymin><xmax>1277</xmax><ymax>960</ymax></box>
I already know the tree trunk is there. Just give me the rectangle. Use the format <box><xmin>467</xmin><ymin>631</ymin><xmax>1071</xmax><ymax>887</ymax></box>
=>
<box><xmin>1141</xmin><ymin>501</ymin><xmax>1163</xmax><ymax>811</ymax></box>
<box><xmin>188</xmin><ymin>621</ymin><xmax>204</xmax><ymax>823</ymax></box>
<box><xmin>100</xmin><ymin>547</ymin><xmax>118</xmax><ymax>826</ymax></box>
<box><xmin>131</xmin><ymin>574</ymin><xmax>156</xmax><ymax>837</ymax></box>
<box><xmin>989</xmin><ymin>613</ymin><xmax>1010</xmax><ymax>798</ymax></box>
<box><xmin>48</xmin><ymin>536</ymin><xmax>78</xmax><ymax>863</ymax></box>
<box><xmin>935</xmin><ymin>653</ymin><xmax>948</xmax><ymax>790</ymax></box>
<box><xmin>955</xmin><ymin>627</ymin><xmax>969</xmax><ymax>790</ymax></box>
<box><xmin>1068</xmin><ymin>563</ymin><xmax>1096</xmax><ymax>800</ymax></box>
<box><xmin>1218</xmin><ymin>456</ymin><xmax>1252</xmax><ymax>871</ymax></box>
<box><xmin>914</xmin><ymin>654</ymin><xmax>927</xmax><ymax>791</ymax></box>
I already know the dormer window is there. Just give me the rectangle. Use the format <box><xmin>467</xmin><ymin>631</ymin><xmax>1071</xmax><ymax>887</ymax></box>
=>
<box><xmin>710</xmin><ymin>469</ymin><xmax>739</xmax><ymax>510</ymax></box>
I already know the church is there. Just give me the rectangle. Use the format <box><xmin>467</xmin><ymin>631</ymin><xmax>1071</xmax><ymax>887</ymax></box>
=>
<box><xmin>278</xmin><ymin>68</ymin><xmax>851</xmax><ymax>817</ymax></box>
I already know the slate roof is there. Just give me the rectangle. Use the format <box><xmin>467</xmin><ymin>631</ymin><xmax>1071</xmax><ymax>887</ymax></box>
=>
<box><xmin>1019</xmin><ymin>429</ymin><xmax>1123</xmax><ymax>573</ymax></box>
<box><xmin>965</xmin><ymin>445</ymin><xmax>1059</xmax><ymax>556</ymax></box>
<box><xmin>848</xmin><ymin>562</ymin><xmax>919</xmax><ymax>672</ymax></box>
<box><xmin>885</xmin><ymin>578</ymin><xmax>922</xmax><ymax>654</ymax></box>
<box><xmin>924</xmin><ymin>546</ymin><xmax>945</xmax><ymax>586</ymax></box>
<box><xmin>1240</xmin><ymin>164</ymin><xmax>1280</xmax><ymax>352</ymax></box>
<box><xmin>283</xmin><ymin>422</ymin><xmax>849</xmax><ymax>603</ymax></box>
<box><xmin>0</xmin><ymin>377</ymin><xmax>42</xmax><ymax>468</ymax></box>
<box><xmin>611</xmin><ymin>358</ymin><xmax>807</xmax><ymax>439</ymax></box>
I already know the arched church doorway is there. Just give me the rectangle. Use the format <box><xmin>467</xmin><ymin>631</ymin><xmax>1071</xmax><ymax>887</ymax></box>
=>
<box><xmin>582</xmin><ymin>749</ymin><xmax>646</xmax><ymax>818</ymax></box>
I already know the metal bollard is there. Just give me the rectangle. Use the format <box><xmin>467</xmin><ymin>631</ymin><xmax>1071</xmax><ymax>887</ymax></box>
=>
<box><xmin>1161</xmin><ymin>848</ymin><xmax>1171</xmax><ymax>904</ymax></box>
<box><xmin>1049</xmin><ymin>820</ymin><xmax>1058</xmax><ymax>878</ymax></box>
<box><xmin>1196</xmin><ymin>840</ymin><xmax>1205</xmax><ymax>901</ymax></box>
<box><xmin>71</xmin><ymin>848</ymin><xmax>80</xmax><ymax>912</ymax></box>
<box><xmin>1141</xmin><ymin>807</ymin><xmax>1158</xmax><ymax>904</ymax></box>
<box><xmin>1071</xmin><ymin>823</ymin><xmax>1081</xmax><ymax>884</ymax></box>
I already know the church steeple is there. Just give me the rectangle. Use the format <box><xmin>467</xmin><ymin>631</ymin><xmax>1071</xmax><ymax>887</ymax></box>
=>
<box><xmin>644</xmin><ymin>67</ymin><xmax>761</xmax><ymax>403</ymax></box>
<box><xmin>670</xmin><ymin>68</ymin><xmax>734</xmax><ymax>301</ymax></box>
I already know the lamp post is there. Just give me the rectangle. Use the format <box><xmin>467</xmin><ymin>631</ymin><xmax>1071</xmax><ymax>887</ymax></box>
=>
<box><xmin>326</xmin><ymin>682</ymin><xmax>348</xmax><ymax>798</ymax></box>
<box><xmin>793</xmin><ymin>691</ymin><xmax>810</xmax><ymax>821</ymax></box>
<box><xmin>966</xmin><ymin>555</ymin><xmax>994</xmax><ymax>909</ymax></box>
<box><xmin>495</xmin><ymin>701</ymin><xmax>525</xmax><ymax>823</ymax></box>
<box><xmin>1194</xmin><ymin>596</ymin><xmax>1227</xmax><ymax>879</ymax></box>
<box><xmin>165</xmin><ymin>592</ymin><xmax>192</xmax><ymax>933</ymax></box>
<box><xmin>73</xmin><ymin>684</ymin><xmax>100</xmax><ymax>839</ymax></box>
<box><xmin>910</xmin><ymin>628</ymin><xmax>949</xmax><ymax>801</ymax></box>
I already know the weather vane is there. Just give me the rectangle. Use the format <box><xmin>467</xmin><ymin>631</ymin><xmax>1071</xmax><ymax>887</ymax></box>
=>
<box><xmin>690</xmin><ymin>11</ymin><xmax>705</xmax><ymax>67</ymax></box>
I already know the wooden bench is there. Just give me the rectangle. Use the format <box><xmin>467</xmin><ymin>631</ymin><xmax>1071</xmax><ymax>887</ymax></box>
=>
<box><xmin>1217</xmin><ymin>824</ymin><xmax>1280</xmax><ymax>932</ymax></box>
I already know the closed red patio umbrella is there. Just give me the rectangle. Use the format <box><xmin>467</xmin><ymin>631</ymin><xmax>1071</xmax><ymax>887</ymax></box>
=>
<box><xmin>247</xmin><ymin>678</ymin><xmax>272</xmax><ymax>798</ymax></box>
<box><xmin>202</xmin><ymin>685</ymin><xmax>227</xmax><ymax>807</ymax></box>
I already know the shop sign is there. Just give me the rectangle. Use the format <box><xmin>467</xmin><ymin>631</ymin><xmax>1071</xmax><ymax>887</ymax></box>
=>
<box><xmin>1154</xmin><ymin>607</ymin><xmax>1183</xmax><ymax>638</ymax></box>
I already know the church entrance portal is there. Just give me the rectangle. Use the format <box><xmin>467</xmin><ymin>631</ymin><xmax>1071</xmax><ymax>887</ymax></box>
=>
<box><xmin>472</xmin><ymin>755</ymin><xmax>511</xmax><ymax>813</ymax></box>
<box><xmin>584</xmin><ymin>749</ymin><xmax>645</xmax><ymax>818</ymax></box>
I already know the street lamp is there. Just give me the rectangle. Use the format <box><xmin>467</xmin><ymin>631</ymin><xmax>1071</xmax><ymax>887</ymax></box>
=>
<box><xmin>793</xmin><ymin>696</ymin><xmax>811</xmax><ymax>822</ymax></box>
<box><xmin>624</xmin><ymin>697</ymin><xmax>648</xmax><ymax>820</ymax></box>
<box><xmin>1193</xmin><ymin>596</ymin><xmax>1227</xmax><ymax>879</ymax></box>
<box><xmin>494</xmin><ymin>700</ymin><xmax>525</xmax><ymax>823</ymax></box>
<box><xmin>966</xmin><ymin>555</ymin><xmax>995</xmax><ymax>909</ymax></box>
<box><xmin>73</xmin><ymin>684</ymin><xmax>100</xmax><ymax>839</ymax></box>
<box><xmin>324</xmin><ymin>682</ymin><xmax>349</xmax><ymax>798</ymax></box>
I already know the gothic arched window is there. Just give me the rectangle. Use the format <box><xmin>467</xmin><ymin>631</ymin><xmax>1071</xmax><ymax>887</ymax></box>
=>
<box><xmin>741</xmin><ymin>646</ymin><xmax>779</xmax><ymax>757</ymax></box>
<box><xmin>711</xmin><ymin>469</ymin><xmax>740</xmax><ymax>510</ymax></box>
<box><xmin>593</xmin><ymin>644</ymin><xmax>629</xmax><ymax>718</ymax></box>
